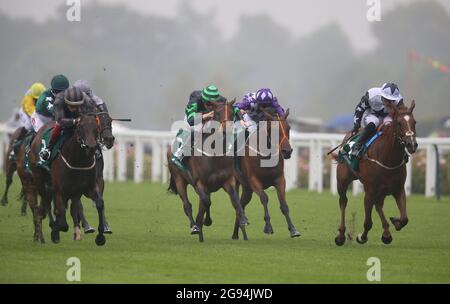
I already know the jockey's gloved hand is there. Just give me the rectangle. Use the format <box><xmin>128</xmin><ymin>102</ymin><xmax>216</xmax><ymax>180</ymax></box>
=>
<box><xmin>351</xmin><ymin>125</ymin><xmax>359</xmax><ymax>136</ymax></box>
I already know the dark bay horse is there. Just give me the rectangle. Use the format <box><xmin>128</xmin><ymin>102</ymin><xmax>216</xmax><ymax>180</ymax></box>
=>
<box><xmin>1</xmin><ymin>127</ymin><xmax>28</xmax><ymax>215</ymax></box>
<box><xmin>232</xmin><ymin>108</ymin><xmax>301</xmax><ymax>239</ymax></box>
<box><xmin>26</xmin><ymin>113</ymin><xmax>109</xmax><ymax>245</ymax></box>
<box><xmin>334</xmin><ymin>100</ymin><xmax>418</xmax><ymax>246</ymax></box>
<box><xmin>168</xmin><ymin>100</ymin><xmax>249</xmax><ymax>242</ymax></box>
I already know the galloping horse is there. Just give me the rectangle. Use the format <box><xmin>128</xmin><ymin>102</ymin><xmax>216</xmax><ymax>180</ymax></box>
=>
<box><xmin>168</xmin><ymin>100</ymin><xmax>249</xmax><ymax>242</ymax></box>
<box><xmin>25</xmin><ymin>113</ymin><xmax>109</xmax><ymax>245</ymax></box>
<box><xmin>232</xmin><ymin>108</ymin><xmax>301</xmax><ymax>239</ymax></box>
<box><xmin>334</xmin><ymin>100</ymin><xmax>418</xmax><ymax>246</ymax></box>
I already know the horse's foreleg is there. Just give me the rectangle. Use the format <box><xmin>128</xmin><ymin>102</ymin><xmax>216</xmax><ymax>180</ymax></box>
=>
<box><xmin>274</xmin><ymin>177</ymin><xmax>300</xmax><ymax>238</ymax></box>
<box><xmin>223</xmin><ymin>179</ymin><xmax>249</xmax><ymax>241</ymax></box>
<box><xmin>87</xmin><ymin>187</ymin><xmax>107</xmax><ymax>246</ymax></box>
<box><xmin>357</xmin><ymin>193</ymin><xmax>374</xmax><ymax>244</ymax></box>
<box><xmin>391</xmin><ymin>188</ymin><xmax>409</xmax><ymax>231</ymax></box>
<box><xmin>26</xmin><ymin>187</ymin><xmax>44</xmax><ymax>243</ymax></box>
<box><xmin>95</xmin><ymin>173</ymin><xmax>112</xmax><ymax>234</ymax></box>
<box><xmin>232</xmin><ymin>185</ymin><xmax>253</xmax><ymax>240</ymax></box>
<box><xmin>175</xmin><ymin>177</ymin><xmax>197</xmax><ymax>233</ymax></box>
<box><xmin>248</xmin><ymin>176</ymin><xmax>273</xmax><ymax>235</ymax></box>
<box><xmin>194</xmin><ymin>183</ymin><xmax>210</xmax><ymax>243</ymax></box>
<box><xmin>52</xmin><ymin>192</ymin><xmax>69</xmax><ymax>244</ymax></box>
<box><xmin>375</xmin><ymin>198</ymin><xmax>392</xmax><ymax>244</ymax></box>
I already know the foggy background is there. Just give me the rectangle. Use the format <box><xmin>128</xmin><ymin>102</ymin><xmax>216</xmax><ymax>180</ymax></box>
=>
<box><xmin>1</xmin><ymin>0</ymin><xmax>450</xmax><ymax>134</ymax></box>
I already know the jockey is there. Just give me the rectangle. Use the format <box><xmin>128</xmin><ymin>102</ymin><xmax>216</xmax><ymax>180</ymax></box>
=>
<box><xmin>235</xmin><ymin>88</ymin><xmax>285</xmax><ymax>133</ymax></box>
<box><xmin>20</xmin><ymin>82</ymin><xmax>46</xmax><ymax>133</ymax></box>
<box><xmin>32</xmin><ymin>74</ymin><xmax>70</xmax><ymax>133</ymax></box>
<box><xmin>37</xmin><ymin>86</ymin><xmax>96</xmax><ymax>170</ymax></box>
<box><xmin>73</xmin><ymin>79</ymin><xmax>109</xmax><ymax>113</ymax></box>
<box><xmin>351</xmin><ymin>83</ymin><xmax>404</xmax><ymax>154</ymax></box>
<box><xmin>170</xmin><ymin>85</ymin><xmax>241</xmax><ymax>171</ymax></box>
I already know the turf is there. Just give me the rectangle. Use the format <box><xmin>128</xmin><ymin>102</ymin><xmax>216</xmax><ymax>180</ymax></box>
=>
<box><xmin>0</xmin><ymin>175</ymin><xmax>449</xmax><ymax>284</ymax></box>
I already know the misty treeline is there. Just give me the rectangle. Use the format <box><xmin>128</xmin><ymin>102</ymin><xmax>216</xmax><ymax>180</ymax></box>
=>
<box><xmin>1</xmin><ymin>1</ymin><xmax>449</xmax><ymax>134</ymax></box>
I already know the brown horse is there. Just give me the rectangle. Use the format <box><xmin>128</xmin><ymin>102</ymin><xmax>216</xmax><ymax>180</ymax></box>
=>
<box><xmin>232</xmin><ymin>108</ymin><xmax>301</xmax><ymax>239</ymax></box>
<box><xmin>167</xmin><ymin>100</ymin><xmax>249</xmax><ymax>242</ymax></box>
<box><xmin>1</xmin><ymin>127</ymin><xmax>28</xmax><ymax>215</ymax></box>
<box><xmin>25</xmin><ymin>113</ymin><xmax>109</xmax><ymax>245</ymax></box>
<box><xmin>334</xmin><ymin>100</ymin><xmax>418</xmax><ymax>246</ymax></box>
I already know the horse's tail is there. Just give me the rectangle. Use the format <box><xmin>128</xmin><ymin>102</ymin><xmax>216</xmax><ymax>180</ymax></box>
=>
<box><xmin>167</xmin><ymin>173</ymin><xmax>178</xmax><ymax>195</ymax></box>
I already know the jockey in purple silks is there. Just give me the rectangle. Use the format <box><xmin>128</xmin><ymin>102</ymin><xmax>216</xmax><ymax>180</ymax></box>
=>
<box><xmin>235</xmin><ymin>88</ymin><xmax>285</xmax><ymax>133</ymax></box>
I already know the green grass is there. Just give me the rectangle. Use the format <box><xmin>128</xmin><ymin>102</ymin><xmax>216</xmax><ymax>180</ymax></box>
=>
<box><xmin>0</xmin><ymin>175</ymin><xmax>450</xmax><ymax>284</ymax></box>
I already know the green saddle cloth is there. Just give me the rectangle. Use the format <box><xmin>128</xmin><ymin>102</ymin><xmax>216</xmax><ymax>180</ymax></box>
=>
<box><xmin>338</xmin><ymin>133</ymin><xmax>367</xmax><ymax>172</ymax></box>
<box><xmin>40</xmin><ymin>127</ymin><xmax>73</xmax><ymax>163</ymax></box>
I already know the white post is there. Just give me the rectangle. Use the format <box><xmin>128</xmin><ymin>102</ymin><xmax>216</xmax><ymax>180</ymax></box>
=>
<box><xmin>405</xmin><ymin>156</ymin><xmax>412</xmax><ymax>196</ymax></box>
<box><xmin>151</xmin><ymin>139</ymin><xmax>162</xmax><ymax>182</ymax></box>
<box><xmin>352</xmin><ymin>180</ymin><xmax>363</xmax><ymax>196</ymax></box>
<box><xmin>330</xmin><ymin>141</ymin><xmax>338</xmax><ymax>195</ymax></box>
<box><xmin>317</xmin><ymin>141</ymin><xmax>323</xmax><ymax>193</ymax></box>
<box><xmin>117</xmin><ymin>139</ymin><xmax>127</xmax><ymax>182</ymax></box>
<box><xmin>102</xmin><ymin>148</ymin><xmax>114</xmax><ymax>182</ymax></box>
<box><xmin>161</xmin><ymin>140</ymin><xmax>169</xmax><ymax>184</ymax></box>
<box><xmin>134</xmin><ymin>138</ymin><xmax>144</xmax><ymax>183</ymax></box>
<box><xmin>425</xmin><ymin>144</ymin><xmax>437</xmax><ymax>197</ymax></box>
<box><xmin>0</xmin><ymin>138</ymin><xmax>5</xmax><ymax>172</ymax></box>
<box><xmin>284</xmin><ymin>145</ymin><xmax>298</xmax><ymax>191</ymax></box>
<box><xmin>308</xmin><ymin>140</ymin><xmax>316</xmax><ymax>191</ymax></box>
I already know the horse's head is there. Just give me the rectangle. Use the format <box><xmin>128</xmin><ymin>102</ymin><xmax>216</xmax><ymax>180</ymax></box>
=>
<box><xmin>387</xmin><ymin>100</ymin><xmax>418</xmax><ymax>154</ymax></box>
<box><xmin>206</xmin><ymin>99</ymin><xmax>236</xmax><ymax>130</ymax></box>
<box><xmin>262</xmin><ymin>108</ymin><xmax>293</xmax><ymax>159</ymax></box>
<box><xmin>96</xmin><ymin>112</ymin><xmax>115</xmax><ymax>149</ymax></box>
<box><xmin>75</xmin><ymin>114</ymin><xmax>99</xmax><ymax>156</ymax></box>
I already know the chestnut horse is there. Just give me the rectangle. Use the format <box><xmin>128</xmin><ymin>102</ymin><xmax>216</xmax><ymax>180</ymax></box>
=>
<box><xmin>334</xmin><ymin>100</ymin><xmax>418</xmax><ymax>246</ymax></box>
<box><xmin>232</xmin><ymin>108</ymin><xmax>301</xmax><ymax>239</ymax></box>
<box><xmin>167</xmin><ymin>100</ymin><xmax>249</xmax><ymax>242</ymax></box>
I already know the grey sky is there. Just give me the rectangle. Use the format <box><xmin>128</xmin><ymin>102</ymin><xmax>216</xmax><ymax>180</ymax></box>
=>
<box><xmin>1</xmin><ymin>0</ymin><xmax>450</xmax><ymax>52</ymax></box>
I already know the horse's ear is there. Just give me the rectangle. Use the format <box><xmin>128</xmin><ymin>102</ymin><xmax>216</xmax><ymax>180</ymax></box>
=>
<box><xmin>262</xmin><ymin>108</ymin><xmax>277</xmax><ymax>121</ymax></box>
<box><xmin>408</xmin><ymin>100</ymin><xmax>416</xmax><ymax>114</ymax></box>
<box><xmin>284</xmin><ymin>108</ymin><xmax>290</xmax><ymax>119</ymax></box>
<box><xmin>228</xmin><ymin>98</ymin><xmax>236</xmax><ymax>106</ymax></box>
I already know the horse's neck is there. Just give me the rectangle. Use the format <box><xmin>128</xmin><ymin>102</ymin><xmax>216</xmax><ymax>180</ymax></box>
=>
<box><xmin>61</xmin><ymin>134</ymin><xmax>94</xmax><ymax>166</ymax></box>
<box><xmin>370</xmin><ymin>124</ymin><xmax>404</xmax><ymax>164</ymax></box>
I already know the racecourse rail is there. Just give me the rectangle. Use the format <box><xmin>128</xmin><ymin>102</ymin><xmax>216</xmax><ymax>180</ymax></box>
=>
<box><xmin>1</xmin><ymin>123</ymin><xmax>450</xmax><ymax>197</ymax></box>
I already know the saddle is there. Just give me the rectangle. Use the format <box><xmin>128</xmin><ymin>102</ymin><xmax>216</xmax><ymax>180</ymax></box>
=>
<box><xmin>338</xmin><ymin>131</ymin><xmax>383</xmax><ymax>172</ymax></box>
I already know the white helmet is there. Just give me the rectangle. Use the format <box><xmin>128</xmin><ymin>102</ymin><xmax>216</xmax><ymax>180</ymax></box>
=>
<box><xmin>381</xmin><ymin>83</ymin><xmax>402</xmax><ymax>102</ymax></box>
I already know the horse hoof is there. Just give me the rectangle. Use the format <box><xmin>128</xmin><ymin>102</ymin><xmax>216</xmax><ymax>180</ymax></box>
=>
<box><xmin>290</xmin><ymin>230</ymin><xmax>301</xmax><ymax>238</ymax></box>
<box><xmin>51</xmin><ymin>231</ymin><xmax>60</xmax><ymax>244</ymax></box>
<box><xmin>204</xmin><ymin>217</ymin><xmax>212</xmax><ymax>227</ymax></box>
<box><xmin>0</xmin><ymin>198</ymin><xmax>7</xmax><ymax>206</ymax></box>
<box><xmin>264</xmin><ymin>225</ymin><xmax>274</xmax><ymax>234</ymax></box>
<box><xmin>389</xmin><ymin>217</ymin><xmax>402</xmax><ymax>231</ymax></box>
<box><xmin>84</xmin><ymin>227</ymin><xmax>96</xmax><ymax>234</ymax></box>
<box><xmin>232</xmin><ymin>234</ymin><xmax>239</xmax><ymax>240</ymax></box>
<box><xmin>95</xmin><ymin>234</ymin><xmax>106</xmax><ymax>246</ymax></box>
<box><xmin>381</xmin><ymin>235</ymin><xmax>393</xmax><ymax>244</ymax></box>
<box><xmin>190</xmin><ymin>225</ymin><xmax>200</xmax><ymax>235</ymax></box>
<box><xmin>103</xmin><ymin>226</ymin><xmax>113</xmax><ymax>234</ymax></box>
<box><xmin>356</xmin><ymin>234</ymin><xmax>367</xmax><ymax>244</ymax></box>
<box><xmin>335</xmin><ymin>235</ymin><xmax>346</xmax><ymax>246</ymax></box>
<box><xmin>60</xmin><ymin>225</ymin><xmax>69</xmax><ymax>233</ymax></box>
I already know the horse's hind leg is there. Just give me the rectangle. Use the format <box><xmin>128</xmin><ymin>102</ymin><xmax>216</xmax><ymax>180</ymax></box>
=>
<box><xmin>1</xmin><ymin>158</ymin><xmax>16</xmax><ymax>206</ymax></box>
<box><xmin>232</xmin><ymin>185</ymin><xmax>253</xmax><ymax>240</ymax></box>
<box><xmin>390</xmin><ymin>188</ymin><xmax>409</xmax><ymax>231</ymax></box>
<box><xmin>375</xmin><ymin>198</ymin><xmax>392</xmax><ymax>244</ymax></box>
<box><xmin>70</xmin><ymin>197</ymin><xmax>83</xmax><ymax>241</ymax></box>
<box><xmin>26</xmin><ymin>187</ymin><xmax>44</xmax><ymax>243</ymax></box>
<box><xmin>274</xmin><ymin>176</ymin><xmax>300</xmax><ymax>238</ymax></box>
<box><xmin>335</xmin><ymin>163</ymin><xmax>354</xmax><ymax>246</ymax></box>
<box><xmin>356</xmin><ymin>192</ymin><xmax>374</xmax><ymax>244</ymax></box>
<box><xmin>77</xmin><ymin>200</ymin><xmax>95</xmax><ymax>234</ymax></box>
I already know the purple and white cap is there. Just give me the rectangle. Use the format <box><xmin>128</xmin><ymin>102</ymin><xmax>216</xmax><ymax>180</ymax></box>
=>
<box><xmin>256</xmin><ymin>88</ymin><xmax>274</xmax><ymax>104</ymax></box>
<box><xmin>380</xmin><ymin>83</ymin><xmax>402</xmax><ymax>102</ymax></box>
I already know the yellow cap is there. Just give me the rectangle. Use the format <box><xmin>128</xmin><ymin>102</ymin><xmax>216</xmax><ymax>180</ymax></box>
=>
<box><xmin>30</xmin><ymin>82</ymin><xmax>46</xmax><ymax>99</ymax></box>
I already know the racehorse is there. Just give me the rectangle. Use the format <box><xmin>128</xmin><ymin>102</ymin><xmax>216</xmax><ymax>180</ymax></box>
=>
<box><xmin>167</xmin><ymin>99</ymin><xmax>249</xmax><ymax>242</ymax></box>
<box><xmin>26</xmin><ymin>113</ymin><xmax>110</xmax><ymax>245</ymax></box>
<box><xmin>334</xmin><ymin>100</ymin><xmax>418</xmax><ymax>246</ymax></box>
<box><xmin>1</xmin><ymin>127</ymin><xmax>28</xmax><ymax>215</ymax></box>
<box><xmin>232</xmin><ymin>108</ymin><xmax>301</xmax><ymax>239</ymax></box>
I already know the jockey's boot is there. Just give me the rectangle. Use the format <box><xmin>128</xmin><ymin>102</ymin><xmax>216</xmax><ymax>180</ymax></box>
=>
<box><xmin>171</xmin><ymin>150</ymin><xmax>187</xmax><ymax>172</ymax></box>
<box><xmin>37</xmin><ymin>124</ymin><xmax>62</xmax><ymax>171</ymax></box>
<box><xmin>352</xmin><ymin>123</ymin><xmax>376</xmax><ymax>157</ymax></box>
<box><xmin>8</xmin><ymin>127</ymin><xmax>28</xmax><ymax>161</ymax></box>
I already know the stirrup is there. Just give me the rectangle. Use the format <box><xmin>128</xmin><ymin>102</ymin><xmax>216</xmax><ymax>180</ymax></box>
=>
<box><xmin>39</xmin><ymin>148</ymin><xmax>51</xmax><ymax>161</ymax></box>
